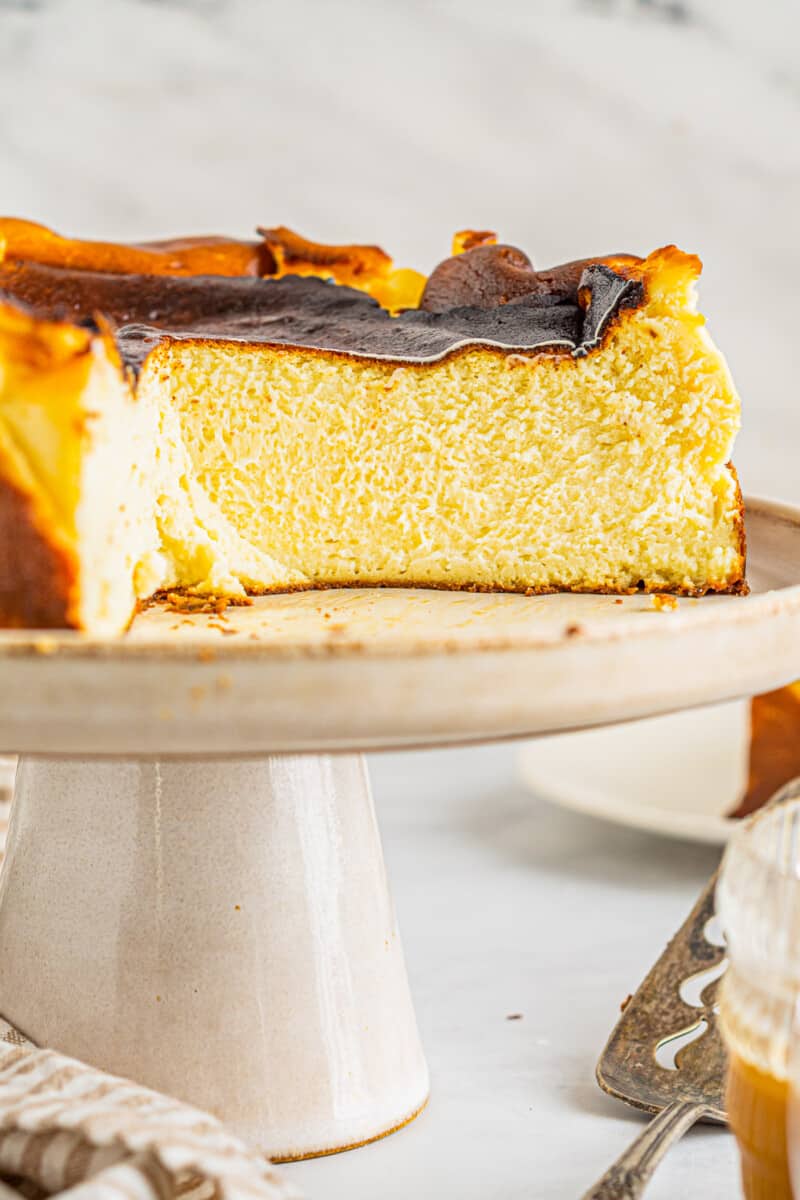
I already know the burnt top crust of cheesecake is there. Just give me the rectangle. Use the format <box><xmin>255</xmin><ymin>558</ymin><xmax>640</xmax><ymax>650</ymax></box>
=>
<box><xmin>0</xmin><ymin>222</ymin><xmax>648</xmax><ymax>378</ymax></box>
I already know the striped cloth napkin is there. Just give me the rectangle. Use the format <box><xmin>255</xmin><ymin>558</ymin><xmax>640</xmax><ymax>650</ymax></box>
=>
<box><xmin>0</xmin><ymin>766</ymin><xmax>299</xmax><ymax>1200</ymax></box>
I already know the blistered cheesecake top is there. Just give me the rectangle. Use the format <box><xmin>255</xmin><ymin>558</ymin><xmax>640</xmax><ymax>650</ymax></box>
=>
<box><xmin>0</xmin><ymin>220</ymin><xmax>696</xmax><ymax>379</ymax></box>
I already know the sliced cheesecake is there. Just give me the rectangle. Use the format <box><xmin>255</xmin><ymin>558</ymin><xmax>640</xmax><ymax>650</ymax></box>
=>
<box><xmin>0</xmin><ymin>220</ymin><xmax>745</xmax><ymax>634</ymax></box>
<box><xmin>730</xmin><ymin>684</ymin><xmax>800</xmax><ymax>819</ymax></box>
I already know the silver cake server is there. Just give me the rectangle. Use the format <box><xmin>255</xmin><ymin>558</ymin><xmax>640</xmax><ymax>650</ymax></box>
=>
<box><xmin>581</xmin><ymin>777</ymin><xmax>800</xmax><ymax>1198</ymax></box>
<box><xmin>581</xmin><ymin>868</ymin><xmax>726</xmax><ymax>1199</ymax></box>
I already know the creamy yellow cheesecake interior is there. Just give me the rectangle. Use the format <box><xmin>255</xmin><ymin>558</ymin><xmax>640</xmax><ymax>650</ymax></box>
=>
<box><xmin>0</xmin><ymin>223</ymin><xmax>745</xmax><ymax>634</ymax></box>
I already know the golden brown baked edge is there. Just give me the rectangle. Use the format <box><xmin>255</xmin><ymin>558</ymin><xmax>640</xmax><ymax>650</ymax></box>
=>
<box><xmin>0</xmin><ymin>470</ymin><xmax>79</xmax><ymax>628</ymax></box>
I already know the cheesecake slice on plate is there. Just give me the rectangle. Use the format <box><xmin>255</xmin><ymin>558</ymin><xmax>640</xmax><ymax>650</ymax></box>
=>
<box><xmin>0</xmin><ymin>220</ymin><xmax>745</xmax><ymax>634</ymax></box>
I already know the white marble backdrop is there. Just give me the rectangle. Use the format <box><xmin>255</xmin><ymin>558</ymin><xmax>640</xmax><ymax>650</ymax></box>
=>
<box><xmin>1</xmin><ymin>0</ymin><xmax>798</xmax><ymax>498</ymax></box>
<box><xmin>1</xmin><ymin>5</ymin><xmax>798</xmax><ymax>1198</ymax></box>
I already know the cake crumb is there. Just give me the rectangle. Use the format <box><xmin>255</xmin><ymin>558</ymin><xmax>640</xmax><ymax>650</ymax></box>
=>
<box><xmin>163</xmin><ymin>592</ymin><xmax>253</xmax><ymax>616</ymax></box>
<box><xmin>32</xmin><ymin>636</ymin><xmax>58</xmax><ymax>655</ymax></box>
<box><xmin>650</xmin><ymin>594</ymin><xmax>679</xmax><ymax>612</ymax></box>
<box><xmin>564</xmin><ymin>623</ymin><xmax>583</xmax><ymax>638</ymax></box>
<box><xmin>614</xmin><ymin>598</ymin><xmax>624</xmax><ymax>605</ymax></box>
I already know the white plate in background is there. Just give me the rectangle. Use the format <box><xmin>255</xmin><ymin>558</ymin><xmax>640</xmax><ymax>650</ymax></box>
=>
<box><xmin>517</xmin><ymin>701</ymin><xmax>750</xmax><ymax>845</ymax></box>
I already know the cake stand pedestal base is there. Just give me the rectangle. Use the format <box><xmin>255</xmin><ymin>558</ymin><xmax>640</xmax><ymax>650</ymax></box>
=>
<box><xmin>0</xmin><ymin>754</ymin><xmax>428</xmax><ymax>1160</ymax></box>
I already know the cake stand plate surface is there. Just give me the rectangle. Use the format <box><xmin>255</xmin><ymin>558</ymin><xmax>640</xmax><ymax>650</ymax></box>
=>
<box><xmin>0</xmin><ymin>494</ymin><xmax>798</xmax><ymax>757</ymax></box>
<box><xmin>0</xmin><ymin>494</ymin><xmax>798</xmax><ymax>1163</ymax></box>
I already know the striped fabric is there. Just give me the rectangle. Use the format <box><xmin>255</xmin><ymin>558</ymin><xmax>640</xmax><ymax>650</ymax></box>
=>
<box><xmin>0</xmin><ymin>1024</ymin><xmax>297</xmax><ymax>1200</ymax></box>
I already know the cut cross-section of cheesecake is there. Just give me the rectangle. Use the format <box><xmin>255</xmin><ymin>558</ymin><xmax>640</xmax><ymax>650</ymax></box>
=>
<box><xmin>0</xmin><ymin>220</ymin><xmax>746</xmax><ymax>634</ymax></box>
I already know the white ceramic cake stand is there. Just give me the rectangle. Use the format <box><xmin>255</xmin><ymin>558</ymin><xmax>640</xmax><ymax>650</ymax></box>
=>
<box><xmin>0</xmin><ymin>494</ymin><xmax>799</xmax><ymax>1162</ymax></box>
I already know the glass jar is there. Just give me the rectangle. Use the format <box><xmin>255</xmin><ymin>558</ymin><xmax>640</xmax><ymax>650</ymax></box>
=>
<box><xmin>717</xmin><ymin>783</ymin><xmax>800</xmax><ymax>1200</ymax></box>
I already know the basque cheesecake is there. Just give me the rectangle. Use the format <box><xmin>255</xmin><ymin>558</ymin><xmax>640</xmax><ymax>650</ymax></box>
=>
<box><xmin>731</xmin><ymin>684</ymin><xmax>800</xmax><ymax>819</ymax></box>
<box><xmin>0</xmin><ymin>219</ymin><xmax>745</xmax><ymax>634</ymax></box>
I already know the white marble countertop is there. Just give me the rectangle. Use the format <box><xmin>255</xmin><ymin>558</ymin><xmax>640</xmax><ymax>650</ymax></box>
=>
<box><xmin>2</xmin><ymin>0</ymin><xmax>798</xmax><ymax>1193</ymax></box>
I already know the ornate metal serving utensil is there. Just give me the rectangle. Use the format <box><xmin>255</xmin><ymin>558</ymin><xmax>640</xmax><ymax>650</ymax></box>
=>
<box><xmin>583</xmin><ymin>778</ymin><xmax>800</xmax><ymax>1198</ymax></box>
<box><xmin>581</xmin><ymin>869</ymin><xmax>728</xmax><ymax>1198</ymax></box>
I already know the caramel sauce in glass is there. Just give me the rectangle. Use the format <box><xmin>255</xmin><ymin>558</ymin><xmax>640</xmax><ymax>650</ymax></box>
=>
<box><xmin>726</xmin><ymin>1051</ymin><xmax>792</xmax><ymax>1200</ymax></box>
<box><xmin>717</xmin><ymin>798</ymin><xmax>800</xmax><ymax>1200</ymax></box>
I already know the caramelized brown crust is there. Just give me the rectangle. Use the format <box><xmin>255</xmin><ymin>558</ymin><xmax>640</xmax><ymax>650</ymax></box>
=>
<box><xmin>0</xmin><ymin>218</ymin><xmax>424</xmax><ymax>309</ymax></box>
<box><xmin>420</xmin><ymin>241</ymin><xmax>645</xmax><ymax>313</ymax></box>
<box><xmin>451</xmin><ymin>230</ymin><xmax>499</xmax><ymax>254</ymax></box>
<box><xmin>1</xmin><ymin>257</ymin><xmax>646</xmax><ymax>382</ymax></box>
<box><xmin>0</xmin><ymin>258</ymin><xmax>283</xmax><ymax>334</ymax></box>
<box><xmin>0</xmin><ymin>471</ymin><xmax>76</xmax><ymax>628</ymax></box>
<box><xmin>258</xmin><ymin>226</ymin><xmax>392</xmax><ymax>284</ymax></box>
<box><xmin>729</xmin><ymin>461</ymin><xmax>748</xmax><ymax>594</ymax></box>
<box><xmin>0</xmin><ymin>218</ymin><xmax>414</xmax><ymax>286</ymax></box>
<box><xmin>1</xmin><ymin>230</ymin><xmax>702</xmax><ymax>385</ymax></box>
<box><xmin>421</xmin><ymin>243</ymin><xmax>538</xmax><ymax>312</ymax></box>
<box><xmin>420</xmin><ymin>244</ymin><xmax>642</xmax><ymax>313</ymax></box>
<box><xmin>0</xmin><ymin>217</ymin><xmax>273</xmax><ymax>278</ymax></box>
